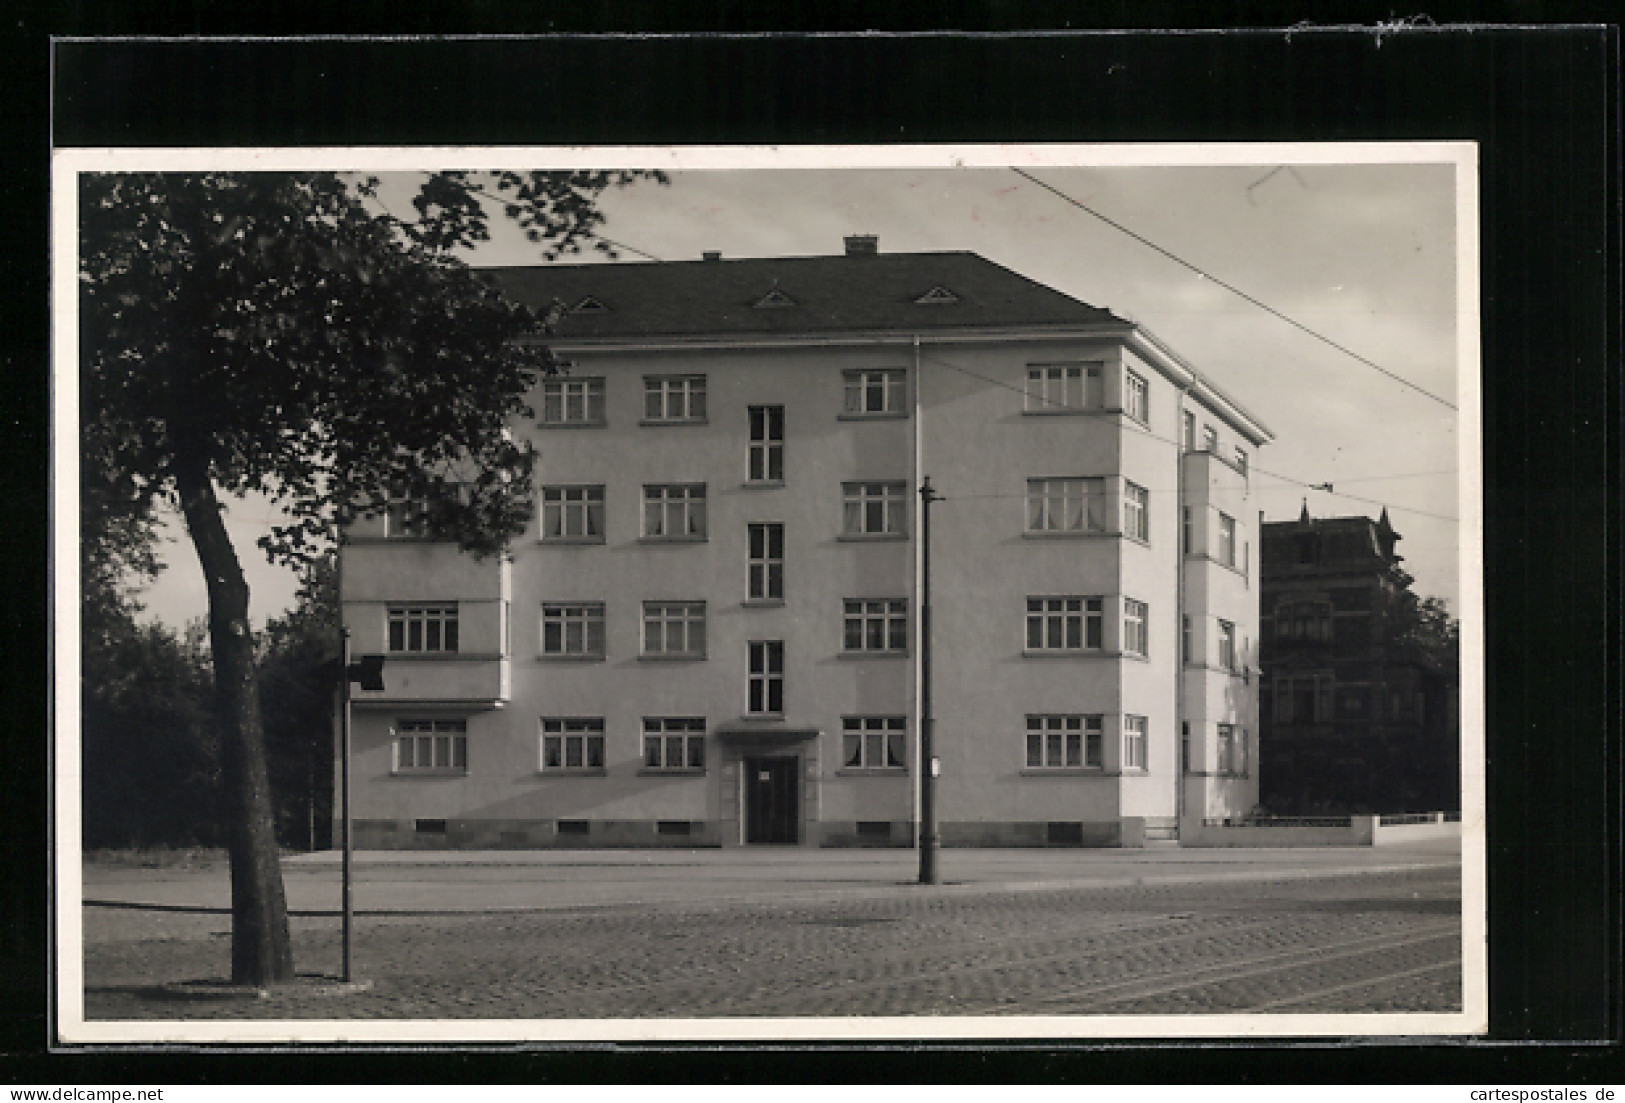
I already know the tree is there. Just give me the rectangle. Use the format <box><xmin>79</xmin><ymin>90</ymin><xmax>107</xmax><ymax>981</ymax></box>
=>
<box><xmin>80</xmin><ymin>169</ymin><xmax>659</xmax><ymax>983</ymax></box>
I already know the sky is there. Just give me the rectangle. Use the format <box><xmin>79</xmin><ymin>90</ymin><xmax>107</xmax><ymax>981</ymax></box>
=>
<box><xmin>125</xmin><ymin>151</ymin><xmax>1467</xmax><ymax>629</ymax></box>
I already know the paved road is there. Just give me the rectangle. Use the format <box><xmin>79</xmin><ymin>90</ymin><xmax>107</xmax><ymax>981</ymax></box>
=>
<box><xmin>78</xmin><ymin>843</ymin><xmax>1463</xmax><ymax>1023</ymax></box>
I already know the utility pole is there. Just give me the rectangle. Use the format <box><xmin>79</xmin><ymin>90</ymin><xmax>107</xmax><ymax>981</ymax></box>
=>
<box><xmin>340</xmin><ymin>626</ymin><xmax>354</xmax><ymax>983</ymax></box>
<box><xmin>918</xmin><ymin>476</ymin><xmax>939</xmax><ymax>885</ymax></box>
<box><xmin>337</xmin><ymin>630</ymin><xmax>386</xmax><ymax>983</ymax></box>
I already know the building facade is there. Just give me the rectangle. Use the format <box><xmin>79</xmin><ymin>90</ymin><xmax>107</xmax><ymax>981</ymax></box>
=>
<box><xmin>338</xmin><ymin>238</ymin><xmax>1272</xmax><ymax>848</ymax></box>
<box><xmin>1257</xmin><ymin>508</ymin><xmax>1460</xmax><ymax>814</ymax></box>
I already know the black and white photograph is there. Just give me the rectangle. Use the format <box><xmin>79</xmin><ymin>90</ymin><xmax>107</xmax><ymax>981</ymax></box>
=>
<box><xmin>54</xmin><ymin>142</ymin><xmax>1486</xmax><ymax>1043</ymax></box>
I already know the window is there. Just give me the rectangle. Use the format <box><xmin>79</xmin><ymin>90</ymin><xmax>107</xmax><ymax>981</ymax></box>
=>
<box><xmin>1182</xmin><ymin>410</ymin><xmax>1196</xmax><ymax>451</ymax></box>
<box><xmin>1025</xmin><ymin>362</ymin><xmax>1102</xmax><ymax>412</ymax></box>
<box><xmin>747</xmin><ymin>641</ymin><xmax>785</xmax><ymax>715</ymax></box>
<box><xmin>842</xmin><ymin>716</ymin><xmax>906</xmax><ymax>770</ymax></box>
<box><xmin>747</xmin><ymin>522</ymin><xmax>785</xmax><ymax>601</ymax></box>
<box><xmin>1123</xmin><ymin>369</ymin><xmax>1149</xmax><ymax>424</ymax></box>
<box><xmin>642</xmin><ymin>718</ymin><xmax>706</xmax><ymax>772</ymax></box>
<box><xmin>842</xmin><ymin>481</ymin><xmax>907</xmax><ymax>536</ymax></box>
<box><xmin>541</xmin><ymin>718</ymin><xmax>605</xmax><ymax>771</ymax></box>
<box><xmin>843</xmin><ymin>599</ymin><xmax>908</xmax><ymax>654</ymax></box>
<box><xmin>1277</xmin><ymin>674</ymin><xmax>1334</xmax><ymax>723</ymax></box>
<box><xmin>1183</xmin><ymin>507</ymin><xmax>1193</xmax><ymax>554</ymax></box>
<box><xmin>383</xmin><ymin>495</ymin><xmax>430</xmax><ymax>538</ymax></box>
<box><xmin>643</xmin><ymin>484</ymin><xmax>707</xmax><ymax>539</ymax></box>
<box><xmin>388</xmin><ymin>605</ymin><xmax>459</xmax><ymax>653</ymax></box>
<box><xmin>542</xmin><ymin>602</ymin><xmax>605</xmax><ymax>658</ymax></box>
<box><xmin>394</xmin><ymin>719</ymin><xmax>467</xmax><ymax>775</ymax></box>
<box><xmin>1217</xmin><ymin>724</ymin><xmax>1243</xmax><ymax>774</ymax></box>
<box><xmin>1202</xmin><ymin>424</ymin><xmax>1219</xmax><ymax>452</ymax></box>
<box><xmin>748</xmin><ymin>405</ymin><xmax>785</xmax><ymax>482</ymax></box>
<box><xmin>642</xmin><ymin>601</ymin><xmax>706</xmax><ymax>658</ymax></box>
<box><xmin>1123</xmin><ymin>480</ymin><xmax>1149</xmax><ymax>541</ymax></box>
<box><xmin>1025</xmin><ymin>715</ymin><xmax>1104</xmax><ymax>770</ymax></box>
<box><xmin>541</xmin><ymin>485</ymin><xmax>605</xmax><ymax>541</ymax></box>
<box><xmin>643</xmin><ymin>375</ymin><xmax>707</xmax><ymax>422</ymax></box>
<box><xmin>1123</xmin><ymin>715</ymin><xmax>1148</xmax><ymax>771</ymax></box>
<box><xmin>1123</xmin><ymin>599</ymin><xmax>1149</xmax><ymax>657</ymax></box>
<box><xmin>1217</xmin><ymin>512</ymin><xmax>1237</xmax><ymax>567</ymax></box>
<box><xmin>1218</xmin><ymin>620</ymin><xmax>1237</xmax><ymax>672</ymax></box>
<box><xmin>1026</xmin><ymin>477</ymin><xmax>1105</xmax><ymax>533</ymax></box>
<box><xmin>843</xmin><ymin>369</ymin><xmax>906</xmax><ymax>415</ymax></box>
<box><xmin>1234</xmin><ymin>447</ymin><xmax>1249</xmax><ymax>475</ymax></box>
<box><xmin>540</xmin><ymin>377</ymin><xmax>606</xmax><ymax>426</ymax></box>
<box><xmin>1277</xmin><ymin>601</ymin><xmax>1333</xmax><ymax>641</ymax></box>
<box><xmin>1182</xmin><ymin>615</ymin><xmax>1192</xmax><ymax>663</ymax></box>
<box><xmin>1025</xmin><ymin>597</ymin><xmax>1104</xmax><ymax>652</ymax></box>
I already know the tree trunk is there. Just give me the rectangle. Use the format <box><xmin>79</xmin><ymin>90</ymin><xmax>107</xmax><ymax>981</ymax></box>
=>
<box><xmin>174</xmin><ymin>457</ymin><xmax>295</xmax><ymax>985</ymax></box>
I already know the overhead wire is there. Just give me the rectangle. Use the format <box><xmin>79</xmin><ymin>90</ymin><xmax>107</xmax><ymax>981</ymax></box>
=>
<box><xmin>916</xmin><ymin>348</ymin><xmax>1458</xmax><ymax>523</ymax></box>
<box><xmin>1009</xmin><ymin>167</ymin><xmax>1458</xmax><ymax>413</ymax></box>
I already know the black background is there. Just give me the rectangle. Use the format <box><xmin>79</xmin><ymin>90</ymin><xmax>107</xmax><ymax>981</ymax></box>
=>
<box><xmin>7</xmin><ymin>1</ymin><xmax>1620</xmax><ymax>1085</ymax></box>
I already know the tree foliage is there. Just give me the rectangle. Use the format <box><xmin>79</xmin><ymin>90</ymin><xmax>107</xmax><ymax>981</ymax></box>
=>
<box><xmin>81</xmin><ymin>607</ymin><xmax>221</xmax><ymax>850</ymax></box>
<box><xmin>81</xmin><ymin>170</ymin><xmax>656</xmax><ymax>565</ymax></box>
<box><xmin>257</xmin><ymin>555</ymin><xmax>340</xmax><ymax>851</ymax></box>
<box><xmin>79</xmin><ymin>168</ymin><xmax>660</xmax><ymax>982</ymax></box>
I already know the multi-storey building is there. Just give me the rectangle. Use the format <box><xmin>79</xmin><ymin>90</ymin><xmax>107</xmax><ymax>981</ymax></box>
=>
<box><xmin>1257</xmin><ymin>508</ymin><xmax>1460</xmax><ymax>814</ymax></box>
<box><xmin>337</xmin><ymin>236</ymin><xmax>1272</xmax><ymax>848</ymax></box>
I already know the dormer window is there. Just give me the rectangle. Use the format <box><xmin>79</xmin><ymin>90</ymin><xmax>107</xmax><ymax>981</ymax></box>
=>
<box><xmin>570</xmin><ymin>296</ymin><xmax>608</xmax><ymax>314</ymax></box>
<box><xmin>753</xmin><ymin>287</ymin><xmax>798</xmax><ymax>309</ymax></box>
<box><xmin>914</xmin><ymin>286</ymin><xmax>959</xmax><ymax>305</ymax></box>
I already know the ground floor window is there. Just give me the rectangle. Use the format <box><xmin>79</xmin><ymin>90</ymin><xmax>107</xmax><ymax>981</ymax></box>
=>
<box><xmin>842</xmin><ymin>716</ymin><xmax>906</xmax><ymax>770</ymax></box>
<box><xmin>1025</xmin><ymin>714</ymin><xmax>1103</xmax><ymax>769</ymax></box>
<box><xmin>394</xmin><ymin>719</ymin><xmax>467</xmax><ymax>774</ymax></box>
<box><xmin>643</xmin><ymin>717</ymin><xmax>706</xmax><ymax>771</ymax></box>
<box><xmin>541</xmin><ymin>718</ymin><xmax>605</xmax><ymax>771</ymax></box>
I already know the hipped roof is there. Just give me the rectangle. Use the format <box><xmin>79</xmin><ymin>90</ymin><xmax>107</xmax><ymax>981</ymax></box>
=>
<box><xmin>481</xmin><ymin>251</ymin><xmax>1129</xmax><ymax>340</ymax></box>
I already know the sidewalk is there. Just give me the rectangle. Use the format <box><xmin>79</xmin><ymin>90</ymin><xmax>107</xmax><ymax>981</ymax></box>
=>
<box><xmin>83</xmin><ymin>838</ymin><xmax>1463</xmax><ymax>916</ymax></box>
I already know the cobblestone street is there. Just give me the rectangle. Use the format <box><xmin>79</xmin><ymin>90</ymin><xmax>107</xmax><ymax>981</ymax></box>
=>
<box><xmin>79</xmin><ymin>855</ymin><xmax>1462</xmax><ymax>1023</ymax></box>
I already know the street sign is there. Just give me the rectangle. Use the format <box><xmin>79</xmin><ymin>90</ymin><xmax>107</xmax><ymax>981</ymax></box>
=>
<box><xmin>347</xmin><ymin>653</ymin><xmax>385</xmax><ymax>691</ymax></box>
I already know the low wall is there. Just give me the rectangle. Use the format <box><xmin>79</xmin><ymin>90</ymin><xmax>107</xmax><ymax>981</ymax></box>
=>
<box><xmin>1181</xmin><ymin>812</ymin><xmax>1460</xmax><ymax>848</ymax></box>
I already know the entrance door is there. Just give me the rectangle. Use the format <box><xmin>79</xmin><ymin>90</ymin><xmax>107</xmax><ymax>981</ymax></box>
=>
<box><xmin>745</xmin><ymin>755</ymin><xmax>800</xmax><ymax>844</ymax></box>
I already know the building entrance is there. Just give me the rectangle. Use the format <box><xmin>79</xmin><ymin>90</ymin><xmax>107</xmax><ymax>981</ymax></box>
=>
<box><xmin>744</xmin><ymin>755</ymin><xmax>800</xmax><ymax>844</ymax></box>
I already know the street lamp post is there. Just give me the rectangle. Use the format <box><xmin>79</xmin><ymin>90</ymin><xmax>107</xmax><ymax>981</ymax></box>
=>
<box><xmin>340</xmin><ymin>627</ymin><xmax>354</xmax><ymax>982</ymax></box>
<box><xmin>919</xmin><ymin>476</ymin><xmax>939</xmax><ymax>885</ymax></box>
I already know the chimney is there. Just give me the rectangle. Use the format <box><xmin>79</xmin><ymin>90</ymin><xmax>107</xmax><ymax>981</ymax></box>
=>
<box><xmin>844</xmin><ymin>234</ymin><xmax>878</xmax><ymax>256</ymax></box>
<box><xmin>702</xmin><ymin>251</ymin><xmax>722</xmax><ymax>262</ymax></box>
